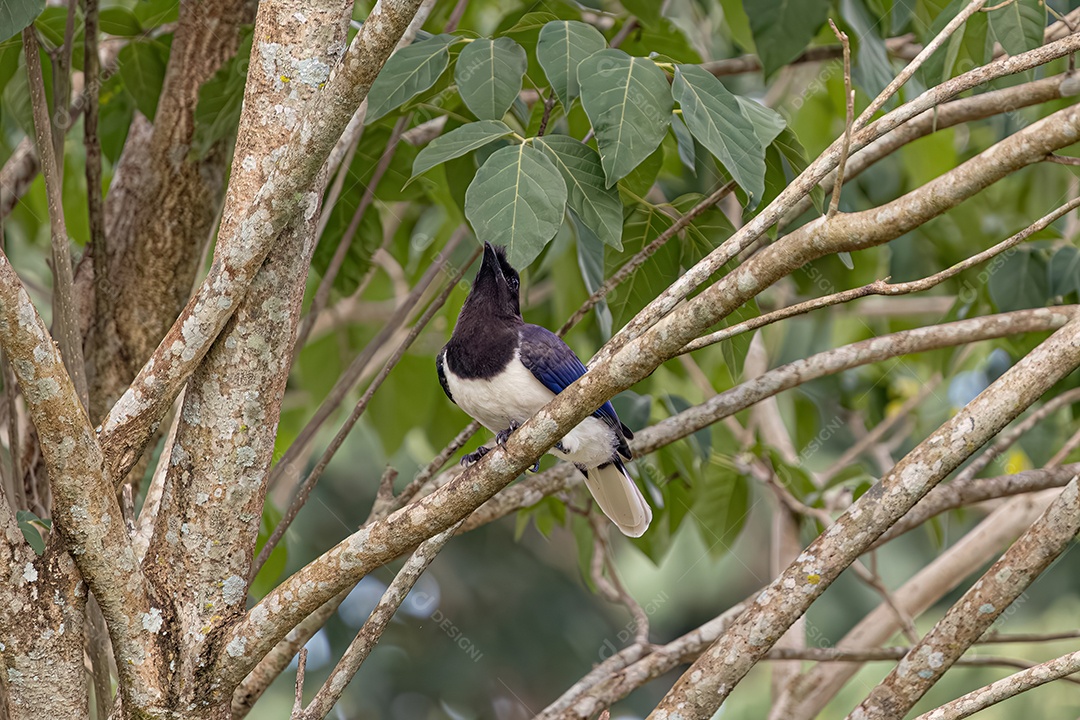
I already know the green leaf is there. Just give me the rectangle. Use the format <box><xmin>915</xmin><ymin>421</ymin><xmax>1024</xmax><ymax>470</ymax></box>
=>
<box><xmin>366</xmin><ymin>33</ymin><xmax>457</xmax><ymax>124</ymax></box>
<box><xmin>578</xmin><ymin>49</ymin><xmax>673</xmax><ymax>187</ymax></box>
<box><xmin>608</xmin><ymin>204</ymin><xmax>677</xmax><ymax>326</ymax></box>
<box><xmin>118</xmin><ymin>38</ymin><xmax>170</xmax><ymax>121</ymax></box>
<box><xmin>620</xmin><ymin>0</ymin><xmax>662</xmax><ymax>28</ymax></box>
<box><xmin>503</xmin><ymin>12</ymin><xmax>562</xmax><ymax>34</ymax></box>
<box><xmin>455</xmin><ymin>37</ymin><xmax>527</xmax><ymax>121</ymax></box>
<box><xmin>410</xmin><ymin>120</ymin><xmax>512</xmax><ymax>180</ymax></box>
<box><xmin>573</xmin><ymin>214</ymin><xmax>613</xmax><ymax>337</ymax></box>
<box><xmin>718</xmin><ymin>0</ymin><xmax>755</xmax><ymax>51</ymax></box>
<box><xmin>691</xmin><ymin>462</ymin><xmax>750</xmax><ymax>559</ymax></box>
<box><xmin>618</xmin><ymin>143</ymin><xmax>664</xmax><ymax>199</ymax></box>
<box><xmin>98</xmin><ymin>7</ymin><xmax>143</xmax><ymax>36</ymax></box>
<box><xmin>987</xmin><ymin>0</ymin><xmax>1044</xmax><ymax>57</ymax></box>
<box><xmin>1048</xmin><ymin>245</ymin><xmax>1080</xmax><ymax>297</ymax></box>
<box><xmin>841</xmin><ymin>0</ymin><xmax>895</xmax><ymax>101</ymax></box>
<box><xmin>921</xmin><ymin>0</ymin><xmax>989</xmax><ymax>85</ymax></box>
<box><xmin>133</xmin><ymin>0</ymin><xmax>178</xmax><ymax>27</ymax></box>
<box><xmin>98</xmin><ymin>74</ymin><xmax>135</xmax><ymax>163</ymax></box>
<box><xmin>0</xmin><ymin>36</ymin><xmax>22</xmax><ymax>99</ymax></box>
<box><xmin>536</xmin><ymin>20</ymin><xmax>607</xmax><ymax>110</ymax></box>
<box><xmin>745</xmin><ymin>0</ymin><xmax>829</xmax><ymax>77</ymax></box>
<box><xmin>314</xmin><ymin>203</ymin><xmax>384</xmax><ymax>296</ymax></box>
<box><xmin>735</xmin><ymin>96</ymin><xmax>786</xmax><ymax>149</ymax></box>
<box><xmin>0</xmin><ymin>0</ymin><xmax>44</xmax><ymax>42</ymax></box>
<box><xmin>773</xmin><ymin>127</ymin><xmax>823</xmax><ymax>213</ymax></box>
<box><xmin>989</xmin><ymin>248</ymin><xmax>1050</xmax><ymax>312</ymax></box>
<box><xmin>192</xmin><ymin>28</ymin><xmax>252</xmax><ymax>157</ymax></box>
<box><xmin>535</xmin><ymin>135</ymin><xmax>623</xmax><ymax>250</ymax></box>
<box><xmin>464</xmin><ymin>144</ymin><xmax>568</xmax><ymax>267</ymax></box>
<box><xmin>673</xmin><ymin>65</ymin><xmax>765</xmax><ymax>204</ymax></box>
<box><xmin>671</xmin><ymin>112</ymin><xmax>697</xmax><ymax>175</ymax></box>
<box><xmin>16</xmin><ymin>510</ymin><xmax>49</xmax><ymax>556</ymax></box>
<box><xmin>250</xmin><ymin>502</ymin><xmax>288</xmax><ymax>599</ymax></box>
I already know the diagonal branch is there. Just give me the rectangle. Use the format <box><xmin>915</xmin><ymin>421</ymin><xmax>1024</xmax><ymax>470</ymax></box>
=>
<box><xmin>649</xmin><ymin>314</ymin><xmax>1080</xmax><ymax>717</ymax></box>
<box><xmin>873</xmin><ymin>462</ymin><xmax>1080</xmax><ymax>545</ymax></box>
<box><xmin>22</xmin><ymin>28</ymin><xmax>86</xmax><ymax>408</ymax></box>
<box><xmin>849</xmin><ymin>476</ymin><xmax>1080</xmax><ymax>719</ymax></box>
<box><xmin>0</xmin><ymin>253</ymin><xmax>164</xmax><ymax>712</ymax></box>
<box><xmin>96</xmin><ymin>0</ymin><xmax>430</xmax><ymax>487</ymax></box>
<box><xmin>295</xmin><ymin>523</ymin><xmax>460</xmax><ymax>720</ymax></box>
<box><xmin>913</xmin><ymin>649</ymin><xmax>1080</xmax><ymax>720</ymax></box>
<box><xmin>592</xmin><ymin>30</ymin><xmax>1080</xmax><ymax>367</ymax></box>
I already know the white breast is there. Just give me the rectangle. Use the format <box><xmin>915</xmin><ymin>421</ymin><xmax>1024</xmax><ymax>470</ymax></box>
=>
<box><xmin>442</xmin><ymin>349</ymin><xmax>619</xmax><ymax>470</ymax></box>
<box><xmin>443</xmin><ymin>350</ymin><xmax>555</xmax><ymax>432</ymax></box>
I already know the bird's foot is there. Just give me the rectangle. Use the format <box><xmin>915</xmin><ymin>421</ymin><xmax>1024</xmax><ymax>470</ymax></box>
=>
<box><xmin>459</xmin><ymin>445</ymin><xmax>491</xmax><ymax>467</ymax></box>
<box><xmin>495</xmin><ymin>420</ymin><xmax>521</xmax><ymax>446</ymax></box>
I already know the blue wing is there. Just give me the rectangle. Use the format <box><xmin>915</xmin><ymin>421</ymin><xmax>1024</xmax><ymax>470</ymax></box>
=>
<box><xmin>518</xmin><ymin>324</ymin><xmax>632</xmax><ymax>457</ymax></box>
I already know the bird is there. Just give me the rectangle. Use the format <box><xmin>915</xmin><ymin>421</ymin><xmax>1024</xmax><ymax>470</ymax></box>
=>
<box><xmin>436</xmin><ymin>242</ymin><xmax>652</xmax><ymax>537</ymax></box>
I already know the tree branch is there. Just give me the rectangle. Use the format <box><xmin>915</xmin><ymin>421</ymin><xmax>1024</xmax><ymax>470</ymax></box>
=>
<box><xmin>914</xmin><ymin>650</ymin><xmax>1080</xmax><ymax>720</ymax></box>
<box><xmin>0</xmin><ymin>253</ymin><xmax>164</xmax><ymax>713</ymax></box>
<box><xmin>850</xmin><ymin>477</ymin><xmax>1080</xmax><ymax>719</ymax></box>
<box><xmin>138</xmin><ymin>0</ymin><xmax>354</xmax><ymax>703</ymax></box>
<box><xmin>593</xmin><ymin>31</ymin><xmax>1080</xmax><ymax>367</ymax></box>
<box><xmin>296</xmin><ymin>523</ymin><xmax>459</xmax><ymax>720</ymax></box>
<box><xmin>96</xmin><ymin>0</ymin><xmax>431</xmax><ymax>488</ymax></box>
<box><xmin>687</xmin><ymin>195</ymin><xmax>1080</xmax><ymax>354</ymax></box>
<box><xmin>649</xmin><ymin>317</ymin><xmax>1080</xmax><ymax>718</ymax></box>
<box><xmin>22</xmin><ymin>27</ymin><xmax>87</xmax><ymax>409</ymax></box>
<box><xmin>873</xmin><ymin>462</ymin><xmax>1080</xmax><ymax>546</ymax></box>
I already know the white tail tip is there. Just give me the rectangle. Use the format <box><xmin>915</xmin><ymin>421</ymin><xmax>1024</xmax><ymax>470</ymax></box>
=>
<box><xmin>582</xmin><ymin>462</ymin><xmax>652</xmax><ymax>537</ymax></box>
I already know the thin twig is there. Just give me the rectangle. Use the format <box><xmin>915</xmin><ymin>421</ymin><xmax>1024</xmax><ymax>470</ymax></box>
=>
<box><xmin>1045</xmin><ymin>153</ymin><xmax>1080</xmax><ymax>166</ymax></box>
<box><xmin>268</xmin><ymin>231</ymin><xmax>466</xmax><ymax>495</ymax></box>
<box><xmin>84</xmin><ymin>0</ymin><xmax>113</xmax><ymax>352</ymax></box>
<box><xmin>296</xmin><ymin>523</ymin><xmax>460</xmax><ymax>720</ymax></box>
<box><xmin>366</xmin><ymin>465</ymin><xmax>400</xmax><ymax>523</ymax></box>
<box><xmin>291</xmin><ymin>648</ymin><xmax>307</xmax><ymax>718</ymax></box>
<box><xmin>22</xmin><ymin>28</ymin><xmax>88</xmax><ymax>410</ymax></box>
<box><xmin>609</xmin><ymin>17</ymin><xmax>638</xmax><ymax>49</ymax></box>
<box><xmin>294</xmin><ymin>113</ymin><xmax>411</xmax><ymax>356</ymax></box>
<box><xmin>588</xmin><ymin>512</ymin><xmax>650</xmax><ymax>646</ymax></box>
<box><xmin>1</xmin><ymin>349</ymin><xmax>22</xmax><ymax>512</ymax></box>
<box><xmin>444</xmin><ymin>0</ymin><xmax>469</xmax><ymax>33</ymax></box>
<box><xmin>701</xmin><ymin>37</ymin><xmax>920</xmax><ymax>78</ymax></box>
<box><xmin>558</xmin><ymin>181</ymin><xmax>737</xmax><ymax>337</ymax></box>
<box><xmin>953</xmin><ymin>386</ymin><xmax>1080</xmax><ymax>486</ymax></box>
<box><xmin>684</xmin><ymin>195</ymin><xmax>1080</xmax><ymax>354</ymax></box>
<box><xmin>253</xmin><ymin>248</ymin><xmax>480</xmax><ymax>578</ymax></box>
<box><xmin>388</xmin><ymin>420</ymin><xmax>481</xmax><ymax>517</ymax></box>
<box><xmin>537</xmin><ymin>89</ymin><xmax>557</xmax><ymax>137</ymax></box>
<box><xmin>820</xmin><ymin>376</ymin><xmax>942</xmax><ymax>484</ymax></box>
<box><xmin>828</xmin><ymin>20</ymin><xmax>853</xmax><ymax>218</ymax></box>
<box><xmin>1047</xmin><ymin>424</ymin><xmax>1080</xmax><ymax>467</ymax></box>
<box><xmin>854</xmin><ymin>0</ymin><xmax>989</xmax><ymax>130</ymax></box>
<box><xmin>56</xmin><ymin>0</ymin><xmax>78</xmax><ymax>162</ymax></box>
<box><xmin>315</xmin><ymin>124</ymin><xmax>365</xmax><ymax>242</ymax></box>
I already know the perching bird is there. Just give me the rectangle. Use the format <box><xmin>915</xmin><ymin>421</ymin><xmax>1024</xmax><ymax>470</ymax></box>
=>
<box><xmin>437</xmin><ymin>242</ymin><xmax>652</xmax><ymax>537</ymax></box>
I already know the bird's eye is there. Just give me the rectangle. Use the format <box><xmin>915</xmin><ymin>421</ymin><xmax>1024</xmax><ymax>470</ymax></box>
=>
<box><xmin>507</xmin><ymin>275</ymin><xmax>520</xmax><ymax>292</ymax></box>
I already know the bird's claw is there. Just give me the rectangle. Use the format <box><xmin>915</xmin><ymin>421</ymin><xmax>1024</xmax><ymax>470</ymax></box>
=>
<box><xmin>459</xmin><ymin>445</ymin><xmax>491</xmax><ymax>466</ymax></box>
<box><xmin>495</xmin><ymin>420</ymin><xmax>521</xmax><ymax>446</ymax></box>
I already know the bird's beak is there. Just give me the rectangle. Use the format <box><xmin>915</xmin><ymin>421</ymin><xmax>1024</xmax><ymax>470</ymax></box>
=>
<box><xmin>481</xmin><ymin>241</ymin><xmax>503</xmax><ymax>279</ymax></box>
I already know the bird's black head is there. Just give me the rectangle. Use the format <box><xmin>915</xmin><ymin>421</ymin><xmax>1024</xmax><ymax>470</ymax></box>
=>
<box><xmin>461</xmin><ymin>242</ymin><xmax>522</xmax><ymax>321</ymax></box>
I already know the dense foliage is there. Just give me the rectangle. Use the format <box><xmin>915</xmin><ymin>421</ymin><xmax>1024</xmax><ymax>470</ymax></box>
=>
<box><xmin>1</xmin><ymin>0</ymin><xmax>1080</xmax><ymax>718</ymax></box>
